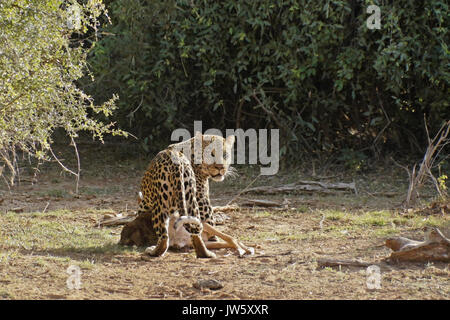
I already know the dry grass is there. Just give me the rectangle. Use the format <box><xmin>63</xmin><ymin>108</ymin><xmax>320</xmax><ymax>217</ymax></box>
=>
<box><xmin>0</xmin><ymin>152</ymin><xmax>449</xmax><ymax>300</ymax></box>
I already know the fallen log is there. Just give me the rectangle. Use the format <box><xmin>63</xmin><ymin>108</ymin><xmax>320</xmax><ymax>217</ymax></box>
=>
<box><xmin>213</xmin><ymin>204</ymin><xmax>239</xmax><ymax>213</ymax></box>
<box><xmin>243</xmin><ymin>181</ymin><xmax>357</xmax><ymax>195</ymax></box>
<box><xmin>298</xmin><ymin>180</ymin><xmax>357</xmax><ymax>192</ymax></box>
<box><xmin>385</xmin><ymin>227</ymin><xmax>450</xmax><ymax>263</ymax></box>
<box><xmin>316</xmin><ymin>228</ymin><xmax>450</xmax><ymax>268</ymax></box>
<box><xmin>239</xmin><ymin>199</ymin><xmax>283</xmax><ymax>208</ymax></box>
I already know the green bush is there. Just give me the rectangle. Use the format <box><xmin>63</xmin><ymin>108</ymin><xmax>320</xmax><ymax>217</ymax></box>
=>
<box><xmin>87</xmin><ymin>0</ymin><xmax>449</xmax><ymax>158</ymax></box>
<box><xmin>0</xmin><ymin>0</ymin><xmax>125</xmax><ymax>184</ymax></box>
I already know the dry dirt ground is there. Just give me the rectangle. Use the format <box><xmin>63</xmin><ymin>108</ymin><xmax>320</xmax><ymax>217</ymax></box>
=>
<box><xmin>0</xmin><ymin>146</ymin><xmax>449</xmax><ymax>300</ymax></box>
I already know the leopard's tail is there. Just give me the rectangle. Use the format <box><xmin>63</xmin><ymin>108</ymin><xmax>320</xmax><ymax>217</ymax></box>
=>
<box><xmin>172</xmin><ymin>154</ymin><xmax>203</xmax><ymax>235</ymax></box>
<box><xmin>173</xmin><ymin>216</ymin><xmax>203</xmax><ymax>235</ymax></box>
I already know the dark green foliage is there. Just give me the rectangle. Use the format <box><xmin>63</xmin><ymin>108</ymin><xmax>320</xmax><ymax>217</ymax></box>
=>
<box><xmin>86</xmin><ymin>0</ymin><xmax>449</xmax><ymax>158</ymax></box>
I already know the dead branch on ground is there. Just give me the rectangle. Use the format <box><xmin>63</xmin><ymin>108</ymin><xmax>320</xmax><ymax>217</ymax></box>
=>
<box><xmin>242</xmin><ymin>180</ymin><xmax>357</xmax><ymax>195</ymax></box>
<box><xmin>239</xmin><ymin>199</ymin><xmax>283</xmax><ymax>208</ymax></box>
<box><xmin>317</xmin><ymin>258</ymin><xmax>373</xmax><ymax>268</ymax></box>
<box><xmin>385</xmin><ymin>227</ymin><xmax>450</xmax><ymax>263</ymax></box>
<box><xmin>317</xmin><ymin>227</ymin><xmax>449</xmax><ymax>268</ymax></box>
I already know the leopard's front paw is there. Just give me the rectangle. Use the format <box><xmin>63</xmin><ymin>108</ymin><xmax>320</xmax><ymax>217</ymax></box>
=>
<box><xmin>144</xmin><ymin>245</ymin><xmax>168</xmax><ymax>257</ymax></box>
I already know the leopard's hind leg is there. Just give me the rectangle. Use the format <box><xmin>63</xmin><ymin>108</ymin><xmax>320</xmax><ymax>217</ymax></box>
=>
<box><xmin>143</xmin><ymin>206</ymin><xmax>170</xmax><ymax>257</ymax></box>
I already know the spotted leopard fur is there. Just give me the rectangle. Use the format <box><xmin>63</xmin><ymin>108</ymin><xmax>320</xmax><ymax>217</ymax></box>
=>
<box><xmin>134</xmin><ymin>132</ymin><xmax>235</xmax><ymax>258</ymax></box>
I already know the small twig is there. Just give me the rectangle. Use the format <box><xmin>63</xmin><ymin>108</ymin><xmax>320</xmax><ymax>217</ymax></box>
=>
<box><xmin>254</xmin><ymin>250</ymin><xmax>294</xmax><ymax>259</ymax></box>
<box><xmin>48</xmin><ymin>147</ymin><xmax>78</xmax><ymax>176</ymax></box>
<box><xmin>70</xmin><ymin>136</ymin><xmax>81</xmax><ymax>194</ymax></box>
<box><xmin>391</xmin><ymin>119</ymin><xmax>450</xmax><ymax>206</ymax></box>
<box><xmin>48</xmin><ymin>143</ymin><xmax>80</xmax><ymax>194</ymax></box>
<box><xmin>42</xmin><ymin>201</ymin><xmax>50</xmax><ymax>214</ymax></box>
<box><xmin>252</xmin><ymin>89</ymin><xmax>311</xmax><ymax>152</ymax></box>
<box><xmin>373</xmin><ymin>89</ymin><xmax>392</xmax><ymax>151</ymax></box>
<box><xmin>319</xmin><ymin>214</ymin><xmax>325</xmax><ymax>230</ymax></box>
<box><xmin>226</xmin><ymin>173</ymin><xmax>261</xmax><ymax>206</ymax></box>
<box><xmin>252</xmin><ymin>91</ymin><xmax>284</xmax><ymax>130</ymax></box>
<box><xmin>127</xmin><ymin>94</ymin><xmax>144</xmax><ymax>127</ymax></box>
<box><xmin>0</xmin><ymin>149</ymin><xmax>16</xmax><ymax>186</ymax></box>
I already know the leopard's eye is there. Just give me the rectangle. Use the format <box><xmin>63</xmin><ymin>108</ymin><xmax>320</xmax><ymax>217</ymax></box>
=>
<box><xmin>223</xmin><ymin>152</ymin><xmax>229</xmax><ymax>160</ymax></box>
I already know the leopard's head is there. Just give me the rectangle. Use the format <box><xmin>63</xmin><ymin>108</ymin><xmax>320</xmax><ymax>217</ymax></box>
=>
<box><xmin>193</xmin><ymin>132</ymin><xmax>235</xmax><ymax>182</ymax></box>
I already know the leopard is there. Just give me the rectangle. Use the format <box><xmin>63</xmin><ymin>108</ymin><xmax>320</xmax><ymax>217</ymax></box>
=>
<box><xmin>125</xmin><ymin>132</ymin><xmax>237</xmax><ymax>258</ymax></box>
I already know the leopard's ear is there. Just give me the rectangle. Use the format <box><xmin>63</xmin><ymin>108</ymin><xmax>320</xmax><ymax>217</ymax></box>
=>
<box><xmin>225</xmin><ymin>135</ymin><xmax>235</xmax><ymax>146</ymax></box>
